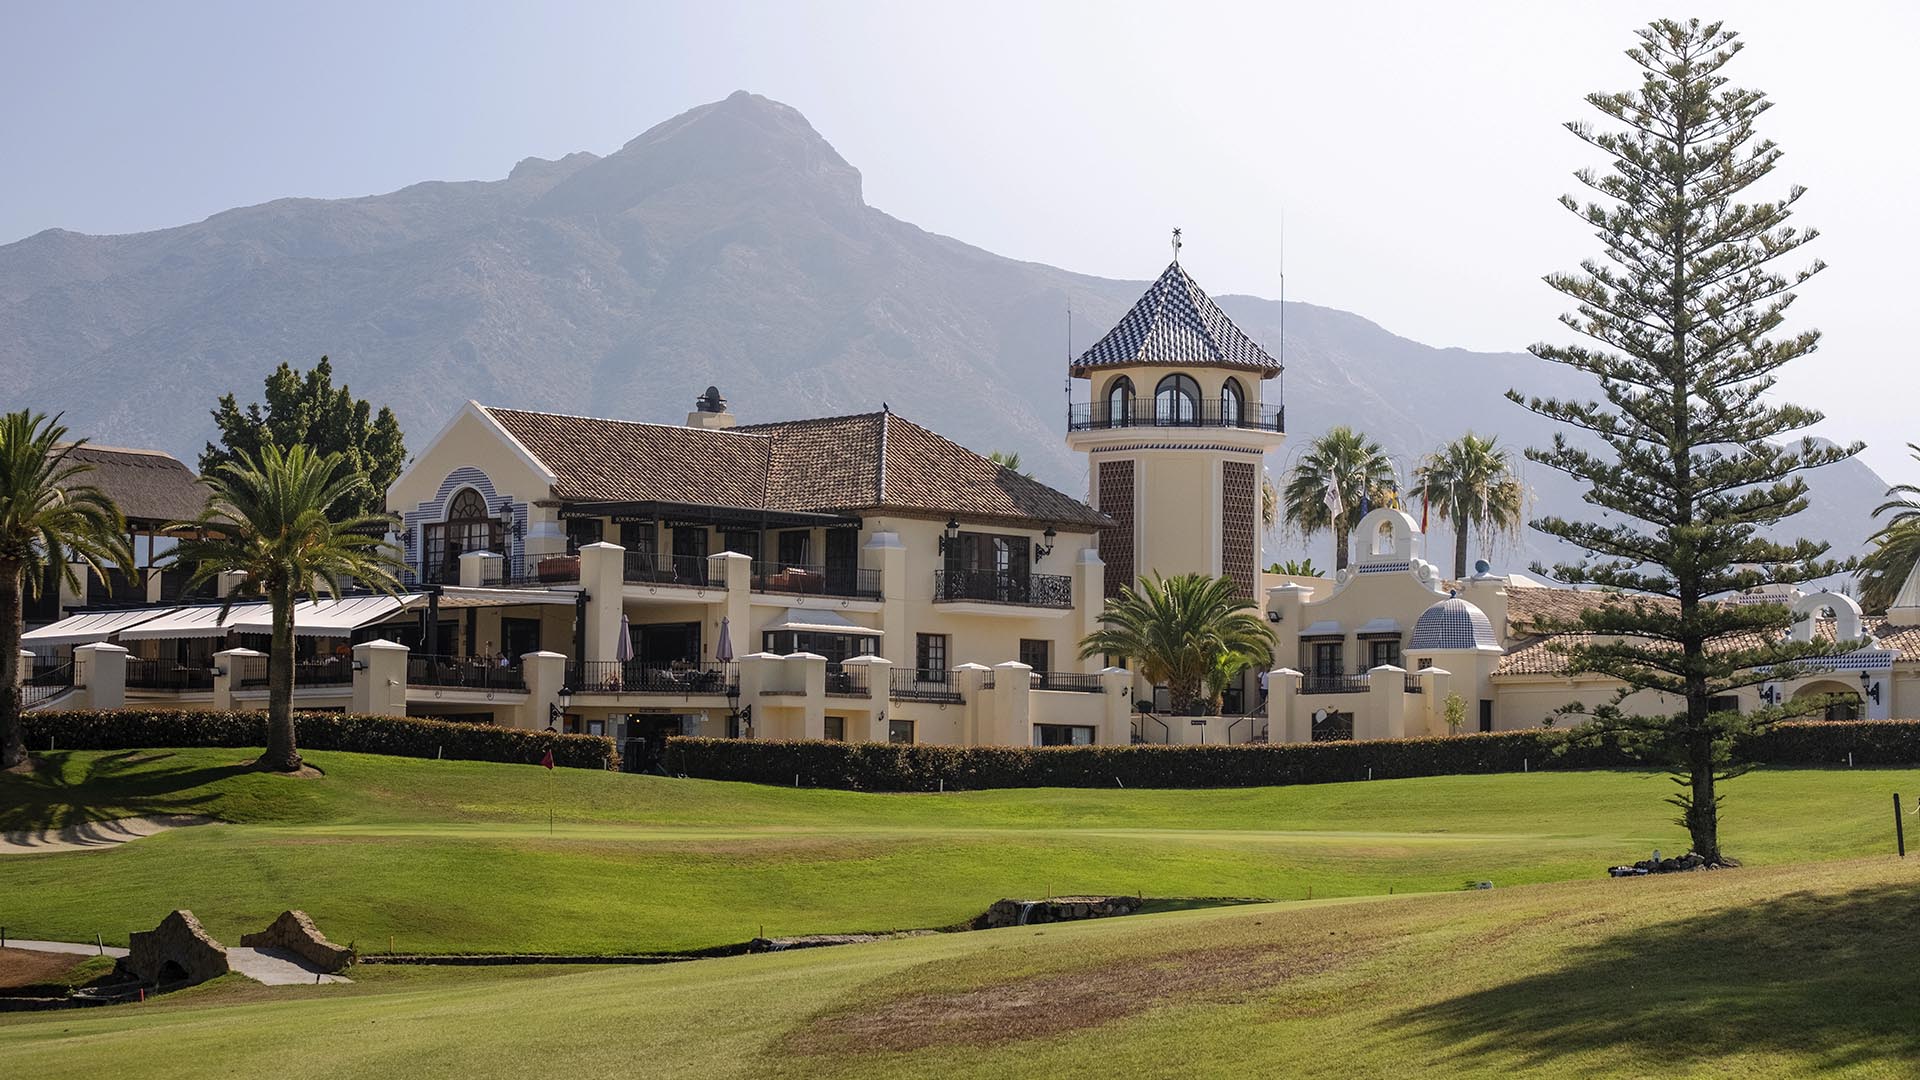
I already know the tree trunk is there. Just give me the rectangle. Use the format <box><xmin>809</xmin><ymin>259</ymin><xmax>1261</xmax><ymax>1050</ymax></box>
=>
<box><xmin>1333</xmin><ymin>523</ymin><xmax>1349</xmax><ymax>572</ymax></box>
<box><xmin>258</xmin><ymin>581</ymin><xmax>302</xmax><ymax>772</ymax></box>
<box><xmin>0</xmin><ymin>561</ymin><xmax>25</xmax><ymax>770</ymax></box>
<box><xmin>1453</xmin><ymin>522</ymin><xmax>1470</xmax><ymax>581</ymax></box>
<box><xmin>1686</xmin><ymin>727</ymin><xmax>1720</xmax><ymax>863</ymax></box>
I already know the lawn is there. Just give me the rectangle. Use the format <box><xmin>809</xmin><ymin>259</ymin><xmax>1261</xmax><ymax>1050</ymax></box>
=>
<box><xmin>0</xmin><ymin>748</ymin><xmax>1912</xmax><ymax>955</ymax></box>
<box><xmin>0</xmin><ymin>856</ymin><xmax>1913</xmax><ymax>1078</ymax></box>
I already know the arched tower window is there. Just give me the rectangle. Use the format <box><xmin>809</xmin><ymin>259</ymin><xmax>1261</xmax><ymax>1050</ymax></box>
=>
<box><xmin>1154</xmin><ymin>374</ymin><xmax>1200</xmax><ymax>426</ymax></box>
<box><xmin>1220</xmin><ymin>378</ymin><xmax>1245</xmax><ymax>427</ymax></box>
<box><xmin>1105</xmin><ymin>376</ymin><xmax>1134</xmax><ymax>427</ymax></box>
<box><xmin>423</xmin><ymin>487</ymin><xmax>502</xmax><ymax>584</ymax></box>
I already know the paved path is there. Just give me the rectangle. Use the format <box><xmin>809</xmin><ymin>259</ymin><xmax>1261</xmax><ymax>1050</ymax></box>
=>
<box><xmin>3</xmin><ymin>940</ymin><xmax>348</xmax><ymax>984</ymax></box>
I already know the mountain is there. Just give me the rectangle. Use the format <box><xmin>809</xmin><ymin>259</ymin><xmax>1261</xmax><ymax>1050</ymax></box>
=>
<box><xmin>0</xmin><ymin>91</ymin><xmax>1891</xmax><ymax>576</ymax></box>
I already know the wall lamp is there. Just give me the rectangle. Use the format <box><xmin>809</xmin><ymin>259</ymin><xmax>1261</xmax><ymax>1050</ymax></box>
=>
<box><xmin>1860</xmin><ymin>669</ymin><xmax>1882</xmax><ymax>705</ymax></box>
<box><xmin>938</xmin><ymin>516</ymin><xmax>961</xmax><ymax>556</ymax></box>
<box><xmin>1266</xmin><ymin>610</ymin><xmax>1281</xmax><ymax>624</ymax></box>
<box><xmin>1034</xmin><ymin>526</ymin><xmax>1057</xmax><ymax>561</ymax></box>
<box><xmin>549</xmin><ymin>686</ymin><xmax>573</xmax><ymax>724</ymax></box>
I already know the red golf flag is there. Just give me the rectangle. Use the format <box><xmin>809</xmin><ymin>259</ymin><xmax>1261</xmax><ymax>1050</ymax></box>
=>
<box><xmin>540</xmin><ymin>749</ymin><xmax>554</xmax><ymax>770</ymax></box>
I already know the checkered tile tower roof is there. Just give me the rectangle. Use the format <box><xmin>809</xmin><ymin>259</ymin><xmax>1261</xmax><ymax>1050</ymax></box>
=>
<box><xmin>1070</xmin><ymin>261</ymin><xmax>1282</xmax><ymax>378</ymax></box>
<box><xmin>1409</xmin><ymin>595</ymin><xmax>1501</xmax><ymax>652</ymax></box>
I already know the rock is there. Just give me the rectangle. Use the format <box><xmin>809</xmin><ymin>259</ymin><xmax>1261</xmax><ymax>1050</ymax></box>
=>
<box><xmin>119</xmin><ymin>910</ymin><xmax>229</xmax><ymax>986</ymax></box>
<box><xmin>239</xmin><ymin>910</ymin><xmax>355</xmax><ymax>973</ymax></box>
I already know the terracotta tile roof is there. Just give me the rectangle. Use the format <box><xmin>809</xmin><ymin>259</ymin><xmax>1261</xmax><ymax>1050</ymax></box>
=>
<box><xmin>482</xmin><ymin>406</ymin><xmax>1106</xmax><ymax>531</ymax></box>
<box><xmin>57</xmin><ymin>445</ymin><xmax>209</xmax><ymax>525</ymax></box>
<box><xmin>1497</xmin><ymin>605</ymin><xmax>1882</xmax><ymax>678</ymax></box>
<box><xmin>1071</xmin><ymin>261</ymin><xmax>1281</xmax><ymax>377</ymax></box>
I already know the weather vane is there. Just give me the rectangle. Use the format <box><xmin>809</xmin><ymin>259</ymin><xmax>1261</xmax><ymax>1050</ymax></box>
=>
<box><xmin>1171</xmin><ymin>227</ymin><xmax>1182</xmax><ymax>262</ymax></box>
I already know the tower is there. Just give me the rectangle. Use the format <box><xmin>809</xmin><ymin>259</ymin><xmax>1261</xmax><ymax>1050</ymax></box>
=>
<box><xmin>1066</xmin><ymin>247</ymin><xmax>1286</xmax><ymax>601</ymax></box>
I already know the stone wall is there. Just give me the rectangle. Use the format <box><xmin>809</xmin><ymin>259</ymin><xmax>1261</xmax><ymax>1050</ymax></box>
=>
<box><xmin>980</xmin><ymin>895</ymin><xmax>1143</xmax><ymax>929</ymax></box>
<box><xmin>239</xmin><ymin>910</ymin><xmax>355</xmax><ymax>972</ymax></box>
<box><xmin>121</xmin><ymin>910</ymin><xmax>229</xmax><ymax>985</ymax></box>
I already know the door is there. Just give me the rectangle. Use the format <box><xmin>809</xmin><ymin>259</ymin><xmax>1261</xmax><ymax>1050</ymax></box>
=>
<box><xmin>500</xmin><ymin>617</ymin><xmax>541</xmax><ymax>662</ymax></box>
<box><xmin>672</xmin><ymin>527</ymin><xmax>709</xmax><ymax>583</ymax></box>
<box><xmin>637</xmin><ymin>622</ymin><xmax>700</xmax><ymax>665</ymax></box>
<box><xmin>825</xmin><ymin>528</ymin><xmax>858</xmax><ymax>594</ymax></box>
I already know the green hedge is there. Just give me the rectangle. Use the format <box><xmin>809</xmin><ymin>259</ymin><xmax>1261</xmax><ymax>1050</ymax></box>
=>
<box><xmin>22</xmin><ymin>710</ymin><xmax>616</xmax><ymax>770</ymax></box>
<box><xmin>666</xmin><ymin>720</ymin><xmax>1920</xmax><ymax>791</ymax></box>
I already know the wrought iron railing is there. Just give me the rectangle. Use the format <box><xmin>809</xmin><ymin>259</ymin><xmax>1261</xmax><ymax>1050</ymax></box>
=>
<box><xmin>622</xmin><ymin>551</ymin><xmax>718</xmax><ymax>588</ymax></box>
<box><xmin>124</xmin><ymin>659</ymin><xmax>216</xmax><ymax>692</ymax></box>
<box><xmin>1067</xmin><ymin>401</ymin><xmax>1284</xmax><ymax>433</ymax></box>
<box><xmin>933</xmin><ymin>569</ymin><xmax>1073</xmax><ymax>608</ymax></box>
<box><xmin>750</xmin><ymin>561</ymin><xmax>882</xmax><ymax>600</ymax></box>
<box><xmin>406</xmin><ymin>654</ymin><xmax>527</xmax><ymax>691</ymax></box>
<box><xmin>1404</xmin><ymin>674</ymin><xmax>1424</xmax><ymax>694</ymax></box>
<box><xmin>22</xmin><ymin>661</ymin><xmax>74</xmax><ymax>708</ymax></box>
<box><xmin>571</xmin><ymin>661</ymin><xmax>736</xmax><ymax>696</ymax></box>
<box><xmin>233</xmin><ymin>656</ymin><xmax>353</xmax><ymax>689</ymax></box>
<box><xmin>825</xmin><ymin>663</ymin><xmax>871</xmax><ymax>696</ymax></box>
<box><xmin>890</xmin><ymin>668</ymin><xmax>964</xmax><ymax>703</ymax></box>
<box><xmin>1301</xmin><ymin>673</ymin><xmax>1370</xmax><ymax>694</ymax></box>
<box><xmin>1031</xmin><ymin>671</ymin><xmax>1104</xmax><ymax>693</ymax></box>
<box><xmin>1311</xmin><ymin>712</ymin><xmax>1354</xmax><ymax>742</ymax></box>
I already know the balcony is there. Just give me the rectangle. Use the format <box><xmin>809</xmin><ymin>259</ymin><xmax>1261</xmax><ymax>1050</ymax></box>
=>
<box><xmin>891</xmin><ymin>668</ymin><xmax>964</xmax><ymax>703</ymax></box>
<box><xmin>933</xmin><ymin>569</ymin><xmax>1072</xmax><ymax>609</ymax></box>
<box><xmin>1067</xmin><ymin>401</ymin><xmax>1284</xmax><ymax>433</ymax></box>
<box><xmin>1300</xmin><ymin>673</ymin><xmax>1370</xmax><ymax>694</ymax></box>
<box><xmin>825</xmin><ymin>662</ymin><xmax>870</xmax><ymax>697</ymax></box>
<box><xmin>1031</xmin><ymin>671</ymin><xmax>1104</xmax><ymax>693</ymax></box>
<box><xmin>572</xmin><ymin>661</ymin><xmax>737</xmax><ymax>696</ymax></box>
<box><xmin>124</xmin><ymin>659</ymin><xmax>215</xmax><ymax>692</ymax></box>
<box><xmin>233</xmin><ymin>655</ymin><xmax>354</xmax><ymax>690</ymax></box>
<box><xmin>751</xmin><ymin>561</ymin><xmax>882</xmax><ymax>601</ymax></box>
<box><xmin>623</xmin><ymin>551</ymin><xmax>720</xmax><ymax>589</ymax></box>
<box><xmin>407</xmin><ymin>654</ymin><xmax>527</xmax><ymax>692</ymax></box>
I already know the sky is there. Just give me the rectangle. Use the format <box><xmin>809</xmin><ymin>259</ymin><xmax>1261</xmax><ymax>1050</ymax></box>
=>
<box><xmin>5</xmin><ymin>0</ymin><xmax>1915</xmax><ymax>483</ymax></box>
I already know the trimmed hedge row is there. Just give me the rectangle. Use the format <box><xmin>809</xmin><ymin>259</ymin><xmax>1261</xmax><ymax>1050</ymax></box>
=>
<box><xmin>667</xmin><ymin>720</ymin><xmax>1920</xmax><ymax>792</ymax></box>
<box><xmin>22</xmin><ymin>710</ymin><xmax>617</xmax><ymax>770</ymax></box>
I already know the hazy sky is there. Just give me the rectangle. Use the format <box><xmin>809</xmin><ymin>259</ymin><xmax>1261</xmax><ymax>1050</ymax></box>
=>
<box><xmin>6</xmin><ymin>1</ymin><xmax>1915</xmax><ymax>482</ymax></box>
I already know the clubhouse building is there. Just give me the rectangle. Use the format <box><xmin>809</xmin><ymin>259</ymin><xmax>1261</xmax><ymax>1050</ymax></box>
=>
<box><xmin>21</xmin><ymin>256</ymin><xmax>1919</xmax><ymax>760</ymax></box>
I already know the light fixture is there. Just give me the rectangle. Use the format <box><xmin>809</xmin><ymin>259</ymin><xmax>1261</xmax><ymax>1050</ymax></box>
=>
<box><xmin>938</xmin><ymin>515</ymin><xmax>961</xmax><ymax>556</ymax></box>
<box><xmin>1034</xmin><ymin>526</ymin><xmax>1057</xmax><ymax>561</ymax></box>
<box><xmin>1860</xmin><ymin>669</ymin><xmax>1881</xmax><ymax>705</ymax></box>
<box><xmin>550</xmin><ymin>686</ymin><xmax>573</xmax><ymax>724</ymax></box>
<box><xmin>1266</xmin><ymin>610</ymin><xmax>1281</xmax><ymax>624</ymax></box>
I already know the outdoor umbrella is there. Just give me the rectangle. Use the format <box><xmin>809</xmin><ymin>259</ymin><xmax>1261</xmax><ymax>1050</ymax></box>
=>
<box><xmin>715</xmin><ymin>616</ymin><xmax>735</xmax><ymax>663</ymax></box>
<box><xmin>616</xmin><ymin>613</ymin><xmax>635</xmax><ymax>663</ymax></box>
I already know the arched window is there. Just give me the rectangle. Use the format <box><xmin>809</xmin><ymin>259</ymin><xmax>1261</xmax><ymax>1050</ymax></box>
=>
<box><xmin>1105</xmin><ymin>376</ymin><xmax>1134</xmax><ymax>427</ymax></box>
<box><xmin>423</xmin><ymin>488</ymin><xmax>501</xmax><ymax>583</ymax></box>
<box><xmin>1220</xmin><ymin>378</ymin><xmax>1245</xmax><ymax>427</ymax></box>
<box><xmin>1154</xmin><ymin>374</ymin><xmax>1200</xmax><ymax>425</ymax></box>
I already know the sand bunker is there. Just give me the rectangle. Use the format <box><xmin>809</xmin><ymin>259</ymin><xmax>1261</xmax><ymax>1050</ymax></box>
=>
<box><xmin>0</xmin><ymin>814</ymin><xmax>217</xmax><ymax>854</ymax></box>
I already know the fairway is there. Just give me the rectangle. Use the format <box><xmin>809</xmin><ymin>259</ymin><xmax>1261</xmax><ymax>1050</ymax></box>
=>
<box><xmin>0</xmin><ymin>749</ymin><xmax>1912</xmax><ymax>954</ymax></box>
<box><xmin>1</xmin><ymin>857</ymin><xmax>1913</xmax><ymax>1079</ymax></box>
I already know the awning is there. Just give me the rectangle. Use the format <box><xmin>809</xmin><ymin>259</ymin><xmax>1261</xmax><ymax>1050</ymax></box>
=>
<box><xmin>118</xmin><ymin>605</ymin><xmax>247</xmax><ymax>640</ymax></box>
<box><xmin>761</xmin><ymin>608</ymin><xmax>884</xmax><ymax>638</ymax></box>
<box><xmin>1298</xmin><ymin>620</ymin><xmax>1343</xmax><ymax>638</ymax></box>
<box><xmin>23</xmin><ymin>607</ymin><xmax>173</xmax><ymax>646</ymax></box>
<box><xmin>1356</xmin><ymin>618</ymin><xmax>1402</xmax><ymax>637</ymax></box>
<box><xmin>226</xmin><ymin>595</ymin><xmax>411</xmax><ymax>637</ymax></box>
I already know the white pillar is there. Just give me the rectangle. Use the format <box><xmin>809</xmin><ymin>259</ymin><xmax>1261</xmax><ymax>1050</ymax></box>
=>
<box><xmin>1416</xmin><ymin>666</ymin><xmax>1452</xmax><ymax>734</ymax></box>
<box><xmin>74</xmin><ymin>642</ymin><xmax>127</xmax><ymax>709</ymax></box>
<box><xmin>866</xmin><ymin>532</ymin><xmax>909</xmax><ymax>663</ymax></box>
<box><xmin>734</xmin><ymin>652</ymin><xmax>783</xmax><ymax>739</ymax></box>
<box><xmin>1099</xmin><ymin>666</ymin><xmax>1132</xmax><ymax>745</ymax></box>
<box><xmin>787</xmin><ymin>652</ymin><xmax>828</xmax><ymax>740</ymax></box>
<box><xmin>459</xmin><ymin>550</ymin><xmax>502</xmax><ymax>588</ymax></box>
<box><xmin>519</xmin><ymin>651</ymin><xmax>571</xmax><ymax>730</ymax></box>
<box><xmin>1077</xmin><ymin>548</ymin><xmax>1106</xmax><ymax>674</ymax></box>
<box><xmin>16</xmin><ymin>649</ymin><xmax>30</xmax><ymax>690</ymax></box>
<box><xmin>1363</xmin><ymin>664</ymin><xmax>1408</xmax><ymax>741</ymax></box>
<box><xmin>1269</xmin><ymin>667</ymin><xmax>1303</xmax><ymax>743</ymax></box>
<box><xmin>838</xmin><ymin>654</ymin><xmax>892</xmax><ymax>742</ymax></box>
<box><xmin>953</xmin><ymin>663</ymin><xmax>992</xmax><ymax>745</ymax></box>
<box><xmin>212</xmin><ymin>647</ymin><xmax>263</xmax><ymax>711</ymax></box>
<box><xmin>577</xmin><ymin>542</ymin><xmax>626</xmax><ymax>665</ymax></box>
<box><xmin>350</xmin><ymin>640</ymin><xmax>409</xmax><ymax>716</ymax></box>
<box><xmin>710</xmin><ymin>551</ymin><xmax>752</xmax><ymax>663</ymax></box>
<box><xmin>992</xmin><ymin>661</ymin><xmax>1033</xmax><ymax>746</ymax></box>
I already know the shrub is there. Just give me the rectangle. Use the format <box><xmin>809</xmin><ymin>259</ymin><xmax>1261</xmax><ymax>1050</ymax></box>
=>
<box><xmin>21</xmin><ymin>710</ymin><xmax>615</xmax><ymax>770</ymax></box>
<box><xmin>1735</xmin><ymin>719</ymin><xmax>1920</xmax><ymax>766</ymax></box>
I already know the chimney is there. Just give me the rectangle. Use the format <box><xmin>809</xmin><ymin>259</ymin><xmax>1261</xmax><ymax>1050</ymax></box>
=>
<box><xmin>686</xmin><ymin>385</ymin><xmax>735</xmax><ymax>430</ymax></box>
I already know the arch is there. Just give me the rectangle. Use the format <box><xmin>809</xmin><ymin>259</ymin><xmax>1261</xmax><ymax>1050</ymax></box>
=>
<box><xmin>425</xmin><ymin>486</ymin><xmax>502</xmax><ymax>583</ymax></box>
<box><xmin>446</xmin><ymin>487</ymin><xmax>489</xmax><ymax>524</ymax></box>
<box><xmin>1220</xmin><ymin>378</ymin><xmax>1245</xmax><ymax>427</ymax></box>
<box><xmin>1104</xmin><ymin>375</ymin><xmax>1135</xmax><ymax>427</ymax></box>
<box><xmin>1352</xmin><ymin>508</ymin><xmax>1418</xmax><ymax>563</ymax></box>
<box><xmin>1792</xmin><ymin>679</ymin><xmax>1863</xmax><ymax>721</ymax></box>
<box><xmin>1154</xmin><ymin>373</ymin><xmax>1200</xmax><ymax>425</ymax></box>
<box><xmin>1790</xmin><ymin>589</ymin><xmax>1863</xmax><ymax>643</ymax></box>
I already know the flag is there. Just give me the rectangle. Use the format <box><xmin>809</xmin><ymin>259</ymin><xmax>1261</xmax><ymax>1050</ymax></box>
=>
<box><xmin>1322</xmin><ymin>476</ymin><xmax>1342</xmax><ymax>524</ymax></box>
<box><xmin>1359</xmin><ymin>491</ymin><xmax>1371</xmax><ymax>518</ymax></box>
<box><xmin>540</xmin><ymin>749</ymin><xmax>554</xmax><ymax>770</ymax></box>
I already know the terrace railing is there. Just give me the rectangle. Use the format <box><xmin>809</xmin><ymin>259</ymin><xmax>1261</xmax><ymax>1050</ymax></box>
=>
<box><xmin>124</xmin><ymin>658</ymin><xmax>216</xmax><ymax>692</ymax></box>
<box><xmin>1300</xmin><ymin>673</ymin><xmax>1370</xmax><ymax>695</ymax></box>
<box><xmin>825</xmin><ymin>662</ymin><xmax>871</xmax><ymax>697</ymax></box>
<box><xmin>22</xmin><ymin>661</ymin><xmax>74</xmax><ymax>708</ymax></box>
<box><xmin>1067</xmin><ymin>401</ymin><xmax>1285</xmax><ymax>433</ymax></box>
<box><xmin>406</xmin><ymin>654</ymin><xmax>527</xmax><ymax>692</ymax></box>
<box><xmin>622</xmin><ymin>551</ymin><xmax>718</xmax><ymax>588</ymax></box>
<box><xmin>572</xmin><ymin>661</ymin><xmax>737</xmax><ymax>696</ymax></box>
<box><xmin>890</xmin><ymin>668</ymin><xmax>964</xmax><ymax>703</ymax></box>
<box><xmin>1404</xmin><ymin>674</ymin><xmax>1424</xmax><ymax>694</ymax></box>
<box><xmin>750</xmin><ymin>561</ymin><xmax>882</xmax><ymax>600</ymax></box>
<box><xmin>234</xmin><ymin>656</ymin><xmax>353</xmax><ymax>690</ymax></box>
<box><xmin>1031</xmin><ymin>671</ymin><xmax>1104</xmax><ymax>693</ymax></box>
<box><xmin>933</xmin><ymin>569</ymin><xmax>1073</xmax><ymax>609</ymax></box>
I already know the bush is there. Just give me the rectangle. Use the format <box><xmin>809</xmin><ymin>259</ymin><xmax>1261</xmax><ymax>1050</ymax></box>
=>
<box><xmin>1736</xmin><ymin>719</ymin><xmax>1920</xmax><ymax>766</ymax></box>
<box><xmin>22</xmin><ymin>710</ymin><xmax>616</xmax><ymax>770</ymax></box>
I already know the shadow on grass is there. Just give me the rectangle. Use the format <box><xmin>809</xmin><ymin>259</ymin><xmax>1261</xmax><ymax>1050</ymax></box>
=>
<box><xmin>1394</xmin><ymin>881</ymin><xmax>1920</xmax><ymax>1071</ymax></box>
<box><xmin>0</xmin><ymin>750</ymin><xmax>246</xmax><ymax>842</ymax></box>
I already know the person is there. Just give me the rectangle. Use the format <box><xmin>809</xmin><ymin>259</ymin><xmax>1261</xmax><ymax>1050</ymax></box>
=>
<box><xmin>1257</xmin><ymin>667</ymin><xmax>1270</xmax><ymax>704</ymax></box>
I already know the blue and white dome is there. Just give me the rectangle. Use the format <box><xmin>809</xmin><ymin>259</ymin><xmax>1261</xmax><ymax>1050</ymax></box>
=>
<box><xmin>1409</xmin><ymin>595</ymin><xmax>1499</xmax><ymax>651</ymax></box>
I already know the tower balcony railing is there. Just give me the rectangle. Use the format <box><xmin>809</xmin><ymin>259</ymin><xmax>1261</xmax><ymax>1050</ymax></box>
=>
<box><xmin>1067</xmin><ymin>401</ymin><xmax>1284</xmax><ymax>433</ymax></box>
<box><xmin>933</xmin><ymin>569</ymin><xmax>1073</xmax><ymax>609</ymax></box>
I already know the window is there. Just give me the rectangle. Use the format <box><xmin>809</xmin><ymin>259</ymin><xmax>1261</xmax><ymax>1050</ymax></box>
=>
<box><xmin>916</xmin><ymin>633</ymin><xmax>948</xmax><ymax>681</ymax></box>
<box><xmin>1105</xmin><ymin>376</ymin><xmax>1134</xmax><ymax>426</ymax></box>
<box><xmin>1479</xmin><ymin>699</ymin><xmax>1494</xmax><ymax>733</ymax></box>
<box><xmin>823</xmin><ymin>716</ymin><xmax>846</xmax><ymax>741</ymax></box>
<box><xmin>778</xmin><ymin>530</ymin><xmax>812</xmax><ymax>567</ymax></box>
<box><xmin>888</xmin><ymin>719</ymin><xmax>915</xmax><ymax>744</ymax></box>
<box><xmin>1221</xmin><ymin>378</ymin><xmax>1244</xmax><ymax>426</ymax></box>
<box><xmin>721</xmin><ymin>530</ymin><xmax>760</xmax><ymax>562</ymax></box>
<box><xmin>565</xmin><ymin>517</ymin><xmax>604</xmax><ymax>554</ymax></box>
<box><xmin>619</xmin><ymin>521</ymin><xmax>657</xmax><ymax>559</ymax></box>
<box><xmin>423</xmin><ymin>488</ymin><xmax>502</xmax><ymax>583</ymax></box>
<box><xmin>1368</xmin><ymin>639</ymin><xmax>1402</xmax><ymax>670</ymax></box>
<box><xmin>1708</xmin><ymin>695</ymin><xmax>1740</xmax><ymax>716</ymax></box>
<box><xmin>1306</xmin><ymin>641</ymin><xmax>1344</xmax><ymax>677</ymax></box>
<box><xmin>1019</xmin><ymin>639</ymin><xmax>1051</xmax><ymax>673</ymax></box>
<box><xmin>671</xmin><ymin>526</ymin><xmax>708</xmax><ymax>582</ymax></box>
<box><xmin>1154</xmin><ymin>374</ymin><xmax>1200</xmax><ymax>425</ymax></box>
<box><xmin>1035</xmin><ymin>724</ymin><xmax>1095</xmax><ymax>746</ymax></box>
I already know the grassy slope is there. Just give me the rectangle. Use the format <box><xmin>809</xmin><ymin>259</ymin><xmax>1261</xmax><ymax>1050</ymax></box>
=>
<box><xmin>0</xmin><ymin>857</ymin><xmax>1913</xmax><ymax>1079</ymax></box>
<box><xmin>3</xmin><ymin>748</ymin><xmax>1914</xmax><ymax>954</ymax></box>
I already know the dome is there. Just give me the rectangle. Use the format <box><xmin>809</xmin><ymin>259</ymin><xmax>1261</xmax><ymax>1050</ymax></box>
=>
<box><xmin>1410</xmin><ymin>596</ymin><xmax>1499</xmax><ymax>651</ymax></box>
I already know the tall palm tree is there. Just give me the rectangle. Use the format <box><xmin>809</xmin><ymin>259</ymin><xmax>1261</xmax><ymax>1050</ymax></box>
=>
<box><xmin>1281</xmin><ymin>427</ymin><xmax>1398</xmax><ymax>571</ymax></box>
<box><xmin>167</xmin><ymin>444</ymin><xmax>403</xmax><ymax>773</ymax></box>
<box><xmin>1859</xmin><ymin>443</ymin><xmax>1920</xmax><ymax>612</ymax></box>
<box><xmin>0</xmin><ymin>412</ymin><xmax>132</xmax><ymax>769</ymax></box>
<box><xmin>1079</xmin><ymin>572</ymin><xmax>1274</xmax><ymax>716</ymax></box>
<box><xmin>1410</xmin><ymin>433</ymin><xmax>1526</xmax><ymax>580</ymax></box>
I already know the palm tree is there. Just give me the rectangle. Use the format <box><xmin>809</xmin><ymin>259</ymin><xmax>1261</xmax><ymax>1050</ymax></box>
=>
<box><xmin>1078</xmin><ymin>572</ymin><xmax>1274</xmax><ymax>716</ymax></box>
<box><xmin>1410</xmin><ymin>433</ymin><xmax>1525</xmax><ymax>580</ymax></box>
<box><xmin>1859</xmin><ymin>443</ymin><xmax>1920</xmax><ymax>611</ymax></box>
<box><xmin>0</xmin><ymin>412</ymin><xmax>132</xmax><ymax>770</ymax></box>
<box><xmin>167</xmin><ymin>444</ymin><xmax>403</xmax><ymax>773</ymax></box>
<box><xmin>986</xmin><ymin>451</ymin><xmax>1032</xmax><ymax>478</ymax></box>
<box><xmin>1281</xmin><ymin>427</ymin><xmax>1398</xmax><ymax>571</ymax></box>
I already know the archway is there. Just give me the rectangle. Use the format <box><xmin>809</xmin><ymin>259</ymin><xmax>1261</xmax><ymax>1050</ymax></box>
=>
<box><xmin>1792</xmin><ymin>680</ymin><xmax>1862</xmax><ymax>721</ymax></box>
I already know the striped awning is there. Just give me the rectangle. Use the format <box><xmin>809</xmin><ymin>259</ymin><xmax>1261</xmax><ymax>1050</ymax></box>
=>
<box><xmin>22</xmin><ymin>608</ymin><xmax>172</xmax><ymax>646</ymax></box>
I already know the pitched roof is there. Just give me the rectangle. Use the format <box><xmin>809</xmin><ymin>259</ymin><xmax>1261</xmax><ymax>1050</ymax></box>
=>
<box><xmin>1071</xmin><ymin>261</ymin><xmax>1281</xmax><ymax>378</ymax></box>
<box><xmin>58</xmin><ymin>445</ymin><xmax>209</xmax><ymax>526</ymax></box>
<box><xmin>481</xmin><ymin>406</ymin><xmax>1107</xmax><ymax>531</ymax></box>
